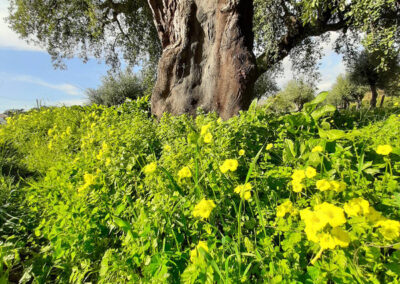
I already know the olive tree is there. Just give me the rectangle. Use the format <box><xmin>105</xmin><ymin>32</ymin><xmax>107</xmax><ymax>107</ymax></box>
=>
<box><xmin>7</xmin><ymin>0</ymin><xmax>400</xmax><ymax>118</ymax></box>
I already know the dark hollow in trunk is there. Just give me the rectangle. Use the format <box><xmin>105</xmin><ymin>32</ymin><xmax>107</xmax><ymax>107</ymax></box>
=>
<box><xmin>148</xmin><ymin>0</ymin><xmax>258</xmax><ymax>120</ymax></box>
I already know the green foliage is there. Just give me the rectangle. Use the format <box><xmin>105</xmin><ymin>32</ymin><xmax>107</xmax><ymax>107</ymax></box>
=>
<box><xmin>327</xmin><ymin>74</ymin><xmax>368</xmax><ymax>109</ymax></box>
<box><xmin>86</xmin><ymin>69</ymin><xmax>149</xmax><ymax>107</ymax></box>
<box><xmin>269</xmin><ymin>79</ymin><xmax>315</xmax><ymax>112</ymax></box>
<box><xmin>7</xmin><ymin>0</ymin><xmax>160</xmax><ymax>69</ymax></box>
<box><xmin>1</xmin><ymin>97</ymin><xmax>400</xmax><ymax>283</ymax></box>
<box><xmin>254</xmin><ymin>71</ymin><xmax>279</xmax><ymax>100</ymax></box>
<box><xmin>347</xmin><ymin>50</ymin><xmax>400</xmax><ymax>90</ymax></box>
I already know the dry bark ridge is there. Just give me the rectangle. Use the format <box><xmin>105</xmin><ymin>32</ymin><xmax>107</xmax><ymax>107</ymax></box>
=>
<box><xmin>148</xmin><ymin>0</ymin><xmax>257</xmax><ymax>120</ymax></box>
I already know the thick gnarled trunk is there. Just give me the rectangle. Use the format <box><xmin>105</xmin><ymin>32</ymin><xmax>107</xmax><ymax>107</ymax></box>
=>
<box><xmin>148</xmin><ymin>0</ymin><xmax>257</xmax><ymax>119</ymax></box>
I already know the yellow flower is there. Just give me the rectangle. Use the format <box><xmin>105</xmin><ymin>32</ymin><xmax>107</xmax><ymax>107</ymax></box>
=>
<box><xmin>291</xmin><ymin>180</ymin><xmax>304</xmax><ymax>193</ymax></box>
<box><xmin>96</xmin><ymin>150</ymin><xmax>104</xmax><ymax>160</ymax></box>
<box><xmin>305</xmin><ymin>167</ymin><xmax>317</xmax><ymax>179</ymax></box>
<box><xmin>314</xmin><ymin>202</ymin><xmax>346</xmax><ymax>228</ymax></box>
<box><xmin>330</xmin><ymin>227</ymin><xmax>350</xmax><ymax>248</ymax></box>
<box><xmin>239</xmin><ymin>149</ymin><xmax>245</xmax><ymax>156</ymax></box>
<box><xmin>316</xmin><ymin>179</ymin><xmax>331</xmax><ymax>191</ymax></box>
<box><xmin>178</xmin><ymin>166</ymin><xmax>192</xmax><ymax>179</ymax></box>
<box><xmin>143</xmin><ymin>162</ymin><xmax>157</xmax><ymax>174</ymax></box>
<box><xmin>319</xmin><ymin>232</ymin><xmax>337</xmax><ymax>249</ymax></box>
<box><xmin>234</xmin><ymin>183</ymin><xmax>252</xmax><ymax>200</ymax></box>
<box><xmin>220</xmin><ymin>159</ymin><xmax>239</xmax><ymax>173</ymax></box>
<box><xmin>377</xmin><ymin>220</ymin><xmax>400</xmax><ymax>241</ymax></box>
<box><xmin>300</xmin><ymin>208</ymin><xmax>327</xmax><ymax>232</ymax></box>
<box><xmin>79</xmin><ymin>173</ymin><xmax>96</xmax><ymax>192</ymax></box>
<box><xmin>292</xmin><ymin>169</ymin><xmax>306</xmax><ymax>181</ymax></box>
<box><xmin>190</xmin><ymin>241</ymin><xmax>209</xmax><ymax>262</ymax></box>
<box><xmin>200</xmin><ymin>123</ymin><xmax>211</xmax><ymax>136</ymax></box>
<box><xmin>376</xmin><ymin>145</ymin><xmax>393</xmax><ymax>155</ymax></box>
<box><xmin>312</xmin><ymin>146</ymin><xmax>323</xmax><ymax>153</ymax></box>
<box><xmin>276</xmin><ymin>200</ymin><xmax>293</xmax><ymax>218</ymax></box>
<box><xmin>203</xmin><ymin>132</ymin><xmax>213</xmax><ymax>143</ymax></box>
<box><xmin>192</xmin><ymin>199</ymin><xmax>216</xmax><ymax>219</ymax></box>
<box><xmin>329</xmin><ymin>181</ymin><xmax>346</xmax><ymax>193</ymax></box>
<box><xmin>266</xmin><ymin>143</ymin><xmax>273</xmax><ymax>150</ymax></box>
<box><xmin>164</xmin><ymin>145</ymin><xmax>172</xmax><ymax>152</ymax></box>
<box><xmin>365</xmin><ymin>207</ymin><xmax>384</xmax><ymax>223</ymax></box>
<box><xmin>394</xmin><ymin>102</ymin><xmax>399</xmax><ymax>106</ymax></box>
<box><xmin>344</xmin><ymin>198</ymin><xmax>370</xmax><ymax>217</ymax></box>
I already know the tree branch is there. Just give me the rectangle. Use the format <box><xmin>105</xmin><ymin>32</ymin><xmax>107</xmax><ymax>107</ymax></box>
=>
<box><xmin>256</xmin><ymin>7</ymin><xmax>350</xmax><ymax>78</ymax></box>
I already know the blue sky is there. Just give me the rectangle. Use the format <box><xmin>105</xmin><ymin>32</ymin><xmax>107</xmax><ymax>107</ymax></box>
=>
<box><xmin>0</xmin><ymin>0</ymin><xmax>345</xmax><ymax>113</ymax></box>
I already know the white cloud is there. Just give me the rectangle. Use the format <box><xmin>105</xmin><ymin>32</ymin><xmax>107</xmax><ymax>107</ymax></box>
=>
<box><xmin>0</xmin><ymin>0</ymin><xmax>44</xmax><ymax>51</ymax></box>
<box><xmin>55</xmin><ymin>98</ymin><xmax>87</xmax><ymax>107</ymax></box>
<box><xmin>10</xmin><ymin>74</ymin><xmax>82</xmax><ymax>96</ymax></box>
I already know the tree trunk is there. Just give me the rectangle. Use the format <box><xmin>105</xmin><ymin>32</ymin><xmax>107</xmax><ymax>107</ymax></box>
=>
<box><xmin>379</xmin><ymin>93</ymin><xmax>385</xmax><ymax>107</ymax></box>
<box><xmin>147</xmin><ymin>0</ymin><xmax>258</xmax><ymax>120</ymax></box>
<box><xmin>369</xmin><ymin>84</ymin><xmax>378</xmax><ymax>108</ymax></box>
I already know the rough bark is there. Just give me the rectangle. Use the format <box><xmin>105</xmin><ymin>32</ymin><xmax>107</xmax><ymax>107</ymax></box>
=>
<box><xmin>370</xmin><ymin>84</ymin><xmax>378</xmax><ymax>108</ymax></box>
<box><xmin>147</xmin><ymin>0</ymin><xmax>257</xmax><ymax>119</ymax></box>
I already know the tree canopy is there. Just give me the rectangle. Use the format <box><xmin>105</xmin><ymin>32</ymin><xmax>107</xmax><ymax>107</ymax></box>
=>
<box><xmin>327</xmin><ymin>74</ymin><xmax>368</xmax><ymax>109</ymax></box>
<box><xmin>7</xmin><ymin>0</ymin><xmax>400</xmax><ymax>74</ymax></box>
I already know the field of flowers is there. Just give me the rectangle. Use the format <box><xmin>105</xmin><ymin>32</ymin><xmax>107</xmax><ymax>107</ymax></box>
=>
<box><xmin>1</xmin><ymin>94</ymin><xmax>400</xmax><ymax>283</ymax></box>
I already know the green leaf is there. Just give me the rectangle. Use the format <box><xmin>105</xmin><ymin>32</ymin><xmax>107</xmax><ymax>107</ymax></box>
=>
<box><xmin>113</xmin><ymin>217</ymin><xmax>131</xmax><ymax>232</ymax></box>
<box><xmin>318</xmin><ymin>128</ymin><xmax>346</xmax><ymax>141</ymax></box>
<box><xmin>304</xmin><ymin>91</ymin><xmax>329</xmax><ymax>113</ymax></box>
<box><xmin>311</xmin><ymin>104</ymin><xmax>336</xmax><ymax>120</ymax></box>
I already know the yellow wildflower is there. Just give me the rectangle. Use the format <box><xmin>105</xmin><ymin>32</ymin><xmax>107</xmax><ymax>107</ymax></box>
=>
<box><xmin>178</xmin><ymin>166</ymin><xmax>192</xmax><ymax>179</ymax></box>
<box><xmin>312</xmin><ymin>146</ymin><xmax>323</xmax><ymax>153</ymax></box>
<box><xmin>291</xmin><ymin>180</ymin><xmax>304</xmax><ymax>193</ymax></box>
<box><xmin>376</xmin><ymin>145</ymin><xmax>393</xmax><ymax>155</ymax></box>
<box><xmin>143</xmin><ymin>162</ymin><xmax>157</xmax><ymax>174</ymax></box>
<box><xmin>164</xmin><ymin>145</ymin><xmax>172</xmax><ymax>152</ymax></box>
<box><xmin>200</xmin><ymin>123</ymin><xmax>211</xmax><ymax>136</ymax></box>
<box><xmin>305</xmin><ymin>167</ymin><xmax>317</xmax><ymax>179</ymax></box>
<box><xmin>234</xmin><ymin>183</ymin><xmax>252</xmax><ymax>200</ymax></box>
<box><xmin>203</xmin><ymin>132</ymin><xmax>213</xmax><ymax>143</ymax></box>
<box><xmin>266</xmin><ymin>143</ymin><xmax>273</xmax><ymax>150</ymax></box>
<box><xmin>330</xmin><ymin>227</ymin><xmax>350</xmax><ymax>248</ymax></box>
<box><xmin>192</xmin><ymin>199</ymin><xmax>216</xmax><ymax>219</ymax></box>
<box><xmin>300</xmin><ymin>208</ymin><xmax>327</xmax><ymax>232</ymax></box>
<box><xmin>329</xmin><ymin>181</ymin><xmax>346</xmax><ymax>193</ymax></box>
<box><xmin>239</xmin><ymin>149</ymin><xmax>245</xmax><ymax>156</ymax></box>
<box><xmin>365</xmin><ymin>207</ymin><xmax>384</xmax><ymax>223</ymax></box>
<box><xmin>394</xmin><ymin>102</ymin><xmax>399</xmax><ymax>106</ymax></box>
<box><xmin>79</xmin><ymin>173</ymin><xmax>96</xmax><ymax>192</ymax></box>
<box><xmin>220</xmin><ymin>159</ymin><xmax>239</xmax><ymax>173</ymax></box>
<box><xmin>292</xmin><ymin>170</ymin><xmax>306</xmax><ymax>181</ymax></box>
<box><xmin>316</xmin><ymin>179</ymin><xmax>331</xmax><ymax>191</ymax></box>
<box><xmin>344</xmin><ymin>198</ymin><xmax>370</xmax><ymax>217</ymax></box>
<box><xmin>377</xmin><ymin>220</ymin><xmax>400</xmax><ymax>240</ymax></box>
<box><xmin>314</xmin><ymin>202</ymin><xmax>346</xmax><ymax>228</ymax></box>
<box><xmin>190</xmin><ymin>241</ymin><xmax>209</xmax><ymax>262</ymax></box>
<box><xmin>276</xmin><ymin>200</ymin><xmax>293</xmax><ymax>218</ymax></box>
<box><xmin>319</xmin><ymin>232</ymin><xmax>337</xmax><ymax>249</ymax></box>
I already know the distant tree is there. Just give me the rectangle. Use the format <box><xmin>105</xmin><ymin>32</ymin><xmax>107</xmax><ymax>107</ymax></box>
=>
<box><xmin>384</xmin><ymin>75</ymin><xmax>400</xmax><ymax>101</ymax></box>
<box><xmin>327</xmin><ymin>74</ymin><xmax>368</xmax><ymax>109</ymax></box>
<box><xmin>347</xmin><ymin>50</ymin><xmax>400</xmax><ymax>108</ymax></box>
<box><xmin>3</xmin><ymin>109</ymin><xmax>24</xmax><ymax>116</ymax></box>
<box><xmin>254</xmin><ymin>71</ymin><xmax>279</xmax><ymax>100</ymax></box>
<box><xmin>86</xmin><ymin>69</ymin><xmax>146</xmax><ymax>106</ymax></box>
<box><xmin>279</xmin><ymin>79</ymin><xmax>315</xmax><ymax>112</ymax></box>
